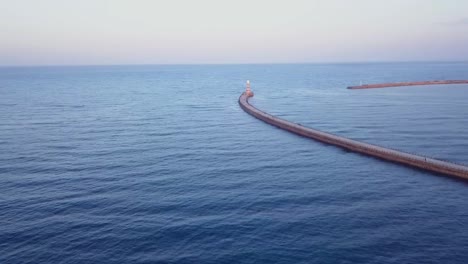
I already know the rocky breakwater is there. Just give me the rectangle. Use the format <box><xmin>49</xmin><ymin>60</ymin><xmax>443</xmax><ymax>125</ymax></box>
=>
<box><xmin>348</xmin><ymin>80</ymin><xmax>468</xmax><ymax>89</ymax></box>
<box><xmin>239</xmin><ymin>88</ymin><xmax>468</xmax><ymax>181</ymax></box>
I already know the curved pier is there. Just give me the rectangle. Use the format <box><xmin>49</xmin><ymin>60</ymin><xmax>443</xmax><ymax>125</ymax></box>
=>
<box><xmin>347</xmin><ymin>80</ymin><xmax>468</xmax><ymax>89</ymax></box>
<box><xmin>239</xmin><ymin>91</ymin><xmax>468</xmax><ymax>180</ymax></box>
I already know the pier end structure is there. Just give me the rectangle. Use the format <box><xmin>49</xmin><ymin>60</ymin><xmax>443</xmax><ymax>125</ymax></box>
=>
<box><xmin>245</xmin><ymin>80</ymin><xmax>254</xmax><ymax>97</ymax></box>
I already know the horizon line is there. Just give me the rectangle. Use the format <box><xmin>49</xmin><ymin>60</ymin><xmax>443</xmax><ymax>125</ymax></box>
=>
<box><xmin>1</xmin><ymin>60</ymin><xmax>468</xmax><ymax>68</ymax></box>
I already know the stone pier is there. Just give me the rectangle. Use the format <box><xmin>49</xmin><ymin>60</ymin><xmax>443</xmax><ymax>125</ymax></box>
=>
<box><xmin>239</xmin><ymin>84</ymin><xmax>468</xmax><ymax>180</ymax></box>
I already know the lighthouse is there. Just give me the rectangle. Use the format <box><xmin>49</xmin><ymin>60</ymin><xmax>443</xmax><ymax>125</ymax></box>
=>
<box><xmin>245</xmin><ymin>80</ymin><xmax>254</xmax><ymax>97</ymax></box>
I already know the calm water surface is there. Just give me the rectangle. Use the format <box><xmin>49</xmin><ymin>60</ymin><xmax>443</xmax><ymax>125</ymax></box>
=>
<box><xmin>1</xmin><ymin>63</ymin><xmax>468</xmax><ymax>263</ymax></box>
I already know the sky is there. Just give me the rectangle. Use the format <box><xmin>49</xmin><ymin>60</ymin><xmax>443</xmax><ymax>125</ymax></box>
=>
<box><xmin>1</xmin><ymin>0</ymin><xmax>468</xmax><ymax>66</ymax></box>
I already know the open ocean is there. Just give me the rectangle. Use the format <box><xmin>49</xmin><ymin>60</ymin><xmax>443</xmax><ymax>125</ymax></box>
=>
<box><xmin>1</xmin><ymin>62</ymin><xmax>468</xmax><ymax>264</ymax></box>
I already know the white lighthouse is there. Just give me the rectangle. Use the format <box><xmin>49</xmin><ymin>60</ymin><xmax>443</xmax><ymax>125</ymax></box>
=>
<box><xmin>245</xmin><ymin>80</ymin><xmax>254</xmax><ymax>97</ymax></box>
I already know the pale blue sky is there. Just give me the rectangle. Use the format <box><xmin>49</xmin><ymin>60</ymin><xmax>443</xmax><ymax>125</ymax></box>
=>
<box><xmin>1</xmin><ymin>0</ymin><xmax>468</xmax><ymax>65</ymax></box>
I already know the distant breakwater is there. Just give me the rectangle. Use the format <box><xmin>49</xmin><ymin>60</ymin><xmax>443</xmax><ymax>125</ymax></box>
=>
<box><xmin>239</xmin><ymin>87</ymin><xmax>468</xmax><ymax>180</ymax></box>
<box><xmin>347</xmin><ymin>80</ymin><xmax>468</xmax><ymax>89</ymax></box>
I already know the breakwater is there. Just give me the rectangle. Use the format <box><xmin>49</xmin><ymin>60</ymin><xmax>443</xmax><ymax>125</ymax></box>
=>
<box><xmin>239</xmin><ymin>92</ymin><xmax>468</xmax><ymax>180</ymax></box>
<box><xmin>348</xmin><ymin>80</ymin><xmax>468</xmax><ymax>89</ymax></box>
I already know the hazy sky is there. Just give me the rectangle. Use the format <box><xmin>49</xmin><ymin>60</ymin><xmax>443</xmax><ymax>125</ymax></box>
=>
<box><xmin>1</xmin><ymin>0</ymin><xmax>468</xmax><ymax>65</ymax></box>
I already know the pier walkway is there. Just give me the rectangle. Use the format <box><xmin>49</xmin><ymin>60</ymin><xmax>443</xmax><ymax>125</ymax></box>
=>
<box><xmin>239</xmin><ymin>86</ymin><xmax>468</xmax><ymax>180</ymax></box>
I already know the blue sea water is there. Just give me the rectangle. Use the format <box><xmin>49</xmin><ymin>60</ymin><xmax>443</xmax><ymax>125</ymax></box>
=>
<box><xmin>1</xmin><ymin>62</ymin><xmax>468</xmax><ymax>264</ymax></box>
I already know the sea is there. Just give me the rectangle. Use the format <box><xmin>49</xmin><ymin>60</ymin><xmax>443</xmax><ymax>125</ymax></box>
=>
<box><xmin>1</xmin><ymin>62</ymin><xmax>468</xmax><ymax>264</ymax></box>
